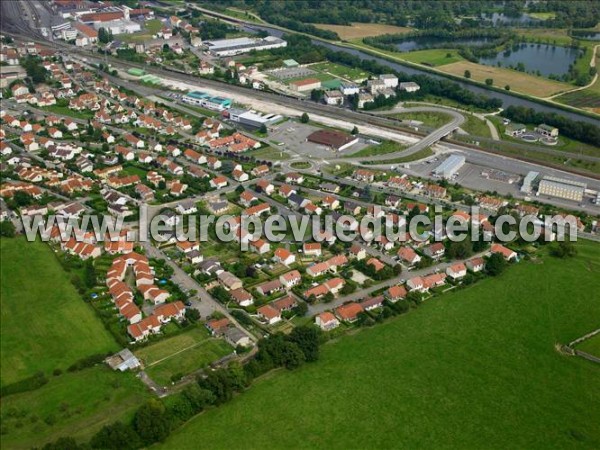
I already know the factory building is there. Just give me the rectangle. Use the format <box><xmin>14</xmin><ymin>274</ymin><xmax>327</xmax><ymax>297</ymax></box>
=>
<box><xmin>225</xmin><ymin>108</ymin><xmax>283</xmax><ymax>128</ymax></box>
<box><xmin>92</xmin><ymin>19</ymin><xmax>141</xmax><ymax>35</ymax></box>
<box><xmin>307</xmin><ymin>129</ymin><xmax>358</xmax><ymax>152</ymax></box>
<box><xmin>182</xmin><ymin>91</ymin><xmax>232</xmax><ymax>111</ymax></box>
<box><xmin>203</xmin><ymin>36</ymin><xmax>287</xmax><ymax>57</ymax></box>
<box><xmin>537</xmin><ymin>177</ymin><xmax>586</xmax><ymax>202</ymax></box>
<box><xmin>432</xmin><ymin>155</ymin><xmax>465</xmax><ymax>179</ymax></box>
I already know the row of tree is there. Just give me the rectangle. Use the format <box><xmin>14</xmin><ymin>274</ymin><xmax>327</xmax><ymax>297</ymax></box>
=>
<box><xmin>41</xmin><ymin>326</ymin><xmax>322</xmax><ymax>449</ymax></box>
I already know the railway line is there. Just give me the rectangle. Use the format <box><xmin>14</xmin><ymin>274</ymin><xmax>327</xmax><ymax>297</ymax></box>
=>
<box><xmin>3</xmin><ymin>2</ymin><xmax>600</xmax><ymax>184</ymax></box>
<box><xmin>4</xmin><ymin>25</ymin><xmax>462</xmax><ymax>159</ymax></box>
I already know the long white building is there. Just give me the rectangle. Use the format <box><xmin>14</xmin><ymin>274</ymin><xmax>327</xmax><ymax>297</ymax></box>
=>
<box><xmin>203</xmin><ymin>36</ymin><xmax>287</xmax><ymax>56</ymax></box>
<box><xmin>537</xmin><ymin>177</ymin><xmax>586</xmax><ymax>202</ymax></box>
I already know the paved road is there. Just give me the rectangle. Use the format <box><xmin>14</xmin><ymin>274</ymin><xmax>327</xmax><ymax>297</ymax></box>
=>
<box><xmin>308</xmin><ymin>250</ymin><xmax>489</xmax><ymax>315</ymax></box>
<box><xmin>140</xmin><ymin>241</ymin><xmax>257</xmax><ymax>342</ymax></box>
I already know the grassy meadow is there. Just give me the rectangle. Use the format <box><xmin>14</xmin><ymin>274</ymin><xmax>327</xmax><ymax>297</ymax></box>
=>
<box><xmin>0</xmin><ymin>366</ymin><xmax>150</xmax><ymax>450</ymax></box>
<box><xmin>134</xmin><ymin>327</ymin><xmax>233</xmax><ymax>386</ymax></box>
<box><xmin>160</xmin><ymin>241</ymin><xmax>600</xmax><ymax>449</ymax></box>
<box><xmin>0</xmin><ymin>238</ymin><xmax>118</xmax><ymax>387</ymax></box>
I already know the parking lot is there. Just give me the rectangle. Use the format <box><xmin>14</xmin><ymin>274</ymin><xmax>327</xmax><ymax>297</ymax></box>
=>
<box><xmin>408</xmin><ymin>157</ymin><xmax>525</xmax><ymax>197</ymax></box>
<box><xmin>269</xmin><ymin>120</ymin><xmax>369</xmax><ymax>159</ymax></box>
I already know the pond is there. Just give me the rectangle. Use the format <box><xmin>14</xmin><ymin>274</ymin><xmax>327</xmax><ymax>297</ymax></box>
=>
<box><xmin>479</xmin><ymin>43</ymin><xmax>582</xmax><ymax>77</ymax></box>
<box><xmin>572</xmin><ymin>31</ymin><xmax>600</xmax><ymax>41</ymax></box>
<box><xmin>393</xmin><ymin>36</ymin><xmax>493</xmax><ymax>52</ymax></box>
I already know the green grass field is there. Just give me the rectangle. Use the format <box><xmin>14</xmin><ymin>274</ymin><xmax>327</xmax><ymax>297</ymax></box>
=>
<box><xmin>309</xmin><ymin>61</ymin><xmax>371</xmax><ymax>81</ymax></box>
<box><xmin>400</xmin><ymin>48</ymin><xmax>464</xmax><ymax>67</ymax></box>
<box><xmin>0</xmin><ymin>238</ymin><xmax>118</xmax><ymax>387</ymax></box>
<box><xmin>576</xmin><ymin>334</ymin><xmax>600</xmax><ymax>358</ymax></box>
<box><xmin>160</xmin><ymin>241</ymin><xmax>600</xmax><ymax>449</ymax></box>
<box><xmin>0</xmin><ymin>366</ymin><xmax>150</xmax><ymax>450</ymax></box>
<box><xmin>461</xmin><ymin>114</ymin><xmax>492</xmax><ymax>138</ymax></box>
<box><xmin>120</xmin><ymin>19</ymin><xmax>163</xmax><ymax>42</ymax></box>
<box><xmin>135</xmin><ymin>327</ymin><xmax>233</xmax><ymax>386</ymax></box>
<box><xmin>289</xmin><ymin>161</ymin><xmax>312</xmax><ymax>169</ymax></box>
<box><xmin>361</xmin><ymin>147</ymin><xmax>434</xmax><ymax>165</ymax></box>
<box><xmin>344</xmin><ymin>140</ymin><xmax>407</xmax><ymax>158</ymax></box>
<box><xmin>392</xmin><ymin>111</ymin><xmax>453</xmax><ymax>129</ymax></box>
<box><xmin>40</xmin><ymin>105</ymin><xmax>93</xmax><ymax>120</ymax></box>
<box><xmin>246</xmin><ymin>146</ymin><xmax>291</xmax><ymax>161</ymax></box>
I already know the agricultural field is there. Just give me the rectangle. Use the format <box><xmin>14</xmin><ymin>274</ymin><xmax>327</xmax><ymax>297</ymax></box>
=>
<box><xmin>0</xmin><ymin>238</ymin><xmax>118</xmax><ymax>387</ymax></box>
<box><xmin>0</xmin><ymin>367</ymin><xmax>150</xmax><ymax>450</ymax></box>
<box><xmin>314</xmin><ymin>22</ymin><xmax>412</xmax><ymax>40</ymax></box>
<box><xmin>160</xmin><ymin>241</ymin><xmax>600</xmax><ymax>449</ymax></box>
<box><xmin>400</xmin><ymin>49</ymin><xmax>464</xmax><ymax>67</ymax></box>
<box><xmin>135</xmin><ymin>327</ymin><xmax>233</xmax><ymax>386</ymax></box>
<box><xmin>439</xmin><ymin>61</ymin><xmax>573</xmax><ymax>97</ymax></box>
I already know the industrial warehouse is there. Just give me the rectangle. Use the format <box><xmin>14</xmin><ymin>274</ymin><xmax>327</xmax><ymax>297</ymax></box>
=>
<box><xmin>225</xmin><ymin>108</ymin><xmax>283</xmax><ymax>129</ymax></box>
<box><xmin>537</xmin><ymin>176</ymin><xmax>587</xmax><ymax>202</ymax></box>
<box><xmin>432</xmin><ymin>155</ymin><xmax>466</xmax><ymax>179</ymax></box>
<box><xmin>203</xmin><ymin>36</ymin><xmax>287</xmax><ymax>57</ymax></box>
<box><xmin>182</xmin><ymin>91</ymin><xmax>232</xmax><ymax>111</ymax></box>
<box><xmin>306</xmin><ymin>129</ymin><xmax>359</xmax><ymax>152</ymax></box>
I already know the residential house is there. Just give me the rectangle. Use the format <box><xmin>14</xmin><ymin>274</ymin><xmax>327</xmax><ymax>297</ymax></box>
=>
<box><xmin>490</xmin><ymin>243</ymin><xmax>517</xmax><ymax>261</ymax></box>
<box><xmin>335</xmin><ymin>302</ymin><xmax>363</xmax><ymax>322</ymax></box>
<box><xmin>385</xmin><ymin>285</ymin><xmax>407</xmax><ymax>302</ymax></box>
<box><xmin>315</xmin><ymin>312</ymin><xmax>340</xmax><ymax>331</ymax></box>
<box><xmin>230</xmin><ymin>287</ymin><xmax>253</xmax><ymax>307</ymax></box>
<box><xmin>274</xmin><ymin>248</ymin><xmax>296</xmax><ymax>266</ymax></box>
<box><xmin>446</xmin><ymin>262</ymin><xmax>467</xmax><ymax>280</ymax></box>
<box><xmin>218</xmin><ymin>271</ymin><xmax>243</xmax><ymax>291</ymax></box>
<box><xmin>303</xmin><ymin>242</ymin><xmax>322</xmax><ymax>257</ymax></box>
<box><xmin>257</xmin><ymin>304</ymin><xmax>281</xmax><ymax>325</ymax></box>
<box><xmin>279</xmin><ymin>270</ymin><xmax>301</xmax><ymax>288</ymax></box>
<box><xmin>397</xmin><ymin>246</ymin><xmax>421</xmax><ymax>266</ymax></box>
<box><xmin>423</xmin><ymin>242</ymin><xmax>445</xmax><ymax>260</ymax></box>
<box><xmin>256</xmin><ymin>279</ymin><xmax>284</xmax><ymax>297</ymax></box>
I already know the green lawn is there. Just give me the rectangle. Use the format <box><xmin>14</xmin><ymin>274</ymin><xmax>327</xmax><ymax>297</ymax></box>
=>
<box><xmin>0</xmin><ymin>238</ymin><xmax>118</xmax><ymax>387</ymax></box>
<box><xmin>391</xmin><ymin>111</ymin><xmax>453</xmax><ymax>129</ymax></box>
<box><xmin>361</xmin><ymin>147</ymin><xmax>434</xmax><ymax>165</ymax></box>
<box><xmin>344</xmin><ymin>140</ymin><xmax>407</xmax><ymax>158</ymax></box>
<box><xmin>160</xmin><ymin>241</ymin><xmax>600</xmax><ymax>449</ymax></box>
<box><xmin>145</xmin><ymin>340</ymin><xmax>233</xmax><ymax>386</ymax></box>
<box><xmin>246</xmin><ymin>146</ymin><xmax>291</xmax><ymax>161</ymax></box>
<box><xmin>400</xmin><ymin>48</ymin><xmax>464</xmax><ymax>67</ymax></box>
<box><xmin>120</xmin><ymin>19</ymin><xmax>163</xmax><ymax>42</ymax></box>
<box><xmin>309</xmin><ymin>61</ymin><xmax>371</xmax><ymax>81</ymax></box>
<box><xmin>40</xmin><ymin>105</ymin><xmax>93</xmax><ymax>120</ymax></box>
<box><xmin>289</xmin><ymin>161</ymin><xmax>312</xmax><ymax>169</ymax></box>
<box><xmin>134</xmin><ymin>327</ymin><xmax>213</xmax><ymax>366</ymax></box>
<box><xmin>135</xmin><ymin>327</ymin><xmax>233</xmax><ymax>386</ymax></box>
<box><xmin>461</xmin><ymin>114</ymin><xmax>492</xmax><ymax>138</ymax></box>
<box><xmin>576</xmin><ymin>333</ymin><xmax>600</xmax><ymax>358</ymax></box>
<box><xmin>0</xmin><ymin>366</ymin><xmax>150</xmax><ymax>450</ymax></box>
